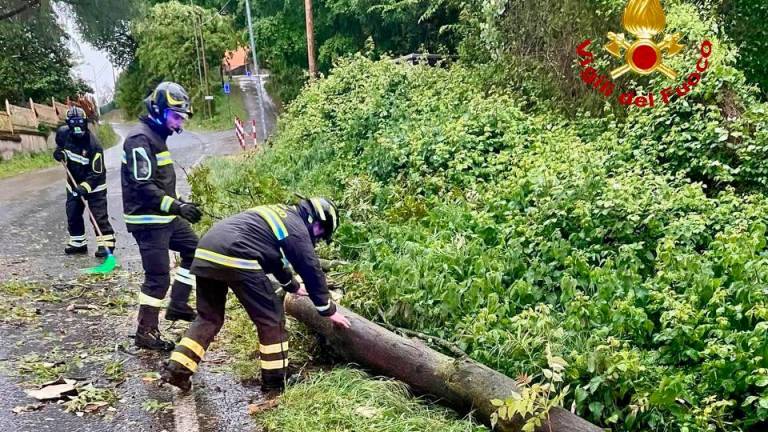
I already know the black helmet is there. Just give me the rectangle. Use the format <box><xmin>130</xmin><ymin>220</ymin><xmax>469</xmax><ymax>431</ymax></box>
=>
<box><xmin>145</xmin><ymin>82</ymin><xmax>193</xmax><ymax>129</ymax></box>
<box><xmin>300</xmin><ymin>197</ymin><xmax>339</xmax><ymax>244</ymax></box>
<box><xmin>66</xmin><ymin>106</ymin><xmax>88</xmax><ymax>137</ymax></box>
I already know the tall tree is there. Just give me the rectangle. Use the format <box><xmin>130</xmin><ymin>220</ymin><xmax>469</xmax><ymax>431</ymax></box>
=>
<box><xmin>0</xmin><ymin>0</ymin><xmax>90</xmax><ymax>105</ymax></box>
<box><xmin>62</xmin><ymin>0</ymin><xmax>141</xmax><ymax>68</ymax></box>
<box><xmin>116</xmin><ymin>1</ymin><xmax>238</xmax><ymax>117</ymax></box>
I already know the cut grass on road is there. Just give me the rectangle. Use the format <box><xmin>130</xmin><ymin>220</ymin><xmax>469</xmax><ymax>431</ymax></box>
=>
<box><xmin>256</xmin><ymin>368</ymin><xmax>488</xmax><ymax>432</ymax></box>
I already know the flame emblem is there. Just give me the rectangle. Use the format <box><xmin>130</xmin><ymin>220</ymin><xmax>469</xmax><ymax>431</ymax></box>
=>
<box><xmin>604</xmin><ymin>0</ymin><xmax>684</xmax><ymax>79</ymax></box>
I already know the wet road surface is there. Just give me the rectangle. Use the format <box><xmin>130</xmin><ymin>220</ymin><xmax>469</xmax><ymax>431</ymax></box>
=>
<box><xmin>0</xmin><ymin>125</ymin><xmax>262</xmax><ymax>432</ymax></box>
<box><xmin>234</xmin><ymin>74</ymin><xmax>278</xmax><ymax>146</ymax></box>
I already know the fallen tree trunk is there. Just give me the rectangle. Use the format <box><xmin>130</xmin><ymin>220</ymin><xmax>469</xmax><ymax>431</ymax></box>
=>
<box><xmin>285</xmin><ymin>295</ymin><xmax>603</xmax><ymax>432</ymax></box>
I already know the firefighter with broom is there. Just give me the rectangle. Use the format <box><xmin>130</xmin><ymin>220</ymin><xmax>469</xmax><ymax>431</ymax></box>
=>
<box><xmin>54</xmin><ymin>107</ymin><xmax>116</xmax><ymax>257</ymax></box>
<box><xmin>160</xmin><ymin>197</ymin><xmax>351</xmax><ymax>392</ymax></box>
<box><xmin>122</xmin><ymin>82</ymin><xmax>202</xmax><ymax>351</ymax></box>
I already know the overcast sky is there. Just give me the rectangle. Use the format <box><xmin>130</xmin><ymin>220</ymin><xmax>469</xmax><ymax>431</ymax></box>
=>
<box><xmin>54</xmin><ymin>2</ymin><xmax>118</xmax><ymax>105</ymax></box>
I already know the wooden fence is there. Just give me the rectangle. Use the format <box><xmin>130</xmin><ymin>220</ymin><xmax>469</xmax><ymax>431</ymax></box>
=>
<box><xmin>0</xmin><ymin>96</ymin><xmax>96</xmax><ymax>134</ymax></box>
<box><xmin>31</xmin><ymin>98</ymin><xmax>60</xmax><ymax>127</ymax></box>
<box><xmin>0</xmin><ymin>111</ymin><xmax>12</xmax><ymax>135</ymax></box>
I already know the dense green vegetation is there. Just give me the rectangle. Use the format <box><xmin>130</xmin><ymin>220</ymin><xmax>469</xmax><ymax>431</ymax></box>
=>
<box><xmin>115</xmin><ymin>1</ymin><xmax>239</xmax><ymax>119</ymax></box>
<box><xmin>142</xmin><ymin>0</ymin><xmax>462</xmax><ymax>103</ymax></box>
<box><xmin>189</xmin><ymin>0</ymin><xmax>768</xmax><ymax>428</ymax></box>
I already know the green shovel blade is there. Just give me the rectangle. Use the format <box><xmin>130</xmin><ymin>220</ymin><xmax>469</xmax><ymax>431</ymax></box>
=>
<box><xmin>81</xmin><ymin>254</ymin><xmax>118</xmax><ymax>275</ymax></box>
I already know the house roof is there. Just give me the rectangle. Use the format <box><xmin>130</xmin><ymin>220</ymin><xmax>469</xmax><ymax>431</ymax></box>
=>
<box><xmin>223</xmin><ymin>47</ymin><xmax>249</xmax><ymax>69</ymax></box>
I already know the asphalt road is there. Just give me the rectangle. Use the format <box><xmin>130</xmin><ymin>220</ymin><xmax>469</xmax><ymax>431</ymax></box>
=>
<box><xmin>0</xmin><ymin>124</ymin><xmax>261</xmax><ymax>432</ymax></box>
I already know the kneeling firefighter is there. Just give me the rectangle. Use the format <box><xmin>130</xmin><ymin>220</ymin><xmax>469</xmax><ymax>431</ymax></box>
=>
<box><xmin>122</xmin><ymin>82</ymin><xmax>203</xmax><ymax>351</ymax></box>
<box><xmin>161</xmin><ymin>197</ymin><xmax>351</xmax><ymax>392</ymax></box>
<box><xmin>54</xmin><ymin>107</ymin><xmax>115</xmax><ymax>256</ymax></box>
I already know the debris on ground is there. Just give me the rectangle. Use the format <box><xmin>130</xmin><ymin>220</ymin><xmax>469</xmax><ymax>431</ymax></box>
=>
<box><xmin>11</xmin><ymin>403</ymin><xmax>44</xmax><ymax>414</ymax></box>
<box><xmin>247</xmin><ymin>399</ymin><xmax>279</xmax><ymax>415</ymax></box>
<box><xmin>24</xmin><ymin>378</ymin><xmax>78</xmax><ymax>401</ymax></box>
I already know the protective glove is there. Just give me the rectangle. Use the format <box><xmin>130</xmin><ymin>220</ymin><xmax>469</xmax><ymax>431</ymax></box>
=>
<box><xmin>178</xmin><ymin>203</ymin><xmax>203</xmax><ymax>223</ymax></box>
<box><xmin>282</xmin><ymin>278</ymin><xmax>302</xmax><ymax>294</ymax></box>
<box><xmin>73</xmin><ymin>184</ymin><xmax>88</xmax><ymax>197</ymax></box>
<box><xmin>53</xmin><ymin>148</ymin><xmax>65</xmax><ymax>162</ymax></box>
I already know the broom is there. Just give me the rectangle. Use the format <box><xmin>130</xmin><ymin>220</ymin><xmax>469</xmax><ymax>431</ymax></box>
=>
<box><xmin>62</xmin><ymin>162</ymin><xmax>117</xmax><ymax>274</ymax></box>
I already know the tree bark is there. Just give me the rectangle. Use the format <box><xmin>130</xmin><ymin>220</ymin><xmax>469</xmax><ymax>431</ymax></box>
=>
<box><xmin>284</xmin><ymin>295</ymin><xmax>604</xmax><ymax>432</ymax></box>
<box><xmin>0</xmin><ymin>0</ymin><xmax>40</xmax><ymax>21</ymax></box>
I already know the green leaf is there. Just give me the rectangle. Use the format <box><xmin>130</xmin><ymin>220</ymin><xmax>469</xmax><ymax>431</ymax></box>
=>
<box><xmin>575</xmin><ymin>387</ymin><xmax>588</xmax><ymax>403</ymax></box>
<box><xmin>588</xmin><ymin>402</ymin><xmax>604</xmax><ymax>416</ymax></box>
<box><xmin>759</xmin><ymin>397</ymin><xmax>768</xmax><ymax>409</ymax></box>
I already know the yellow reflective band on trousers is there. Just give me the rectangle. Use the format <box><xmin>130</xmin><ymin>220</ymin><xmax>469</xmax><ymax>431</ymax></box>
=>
<box><xmin>96</xmin><ymin>234</ymin><xmax>115</xmax><ymax>247</ymax></box>
<box><xmin>249</xmin><ymin>206</ymin><xmax>288</xmax><ymax>240</ymax></box>
<box><xmin>156</xmin><ymin>151</ymin><xmax>173</xmax><ymax>166</ymax></box>
<box><xmin>260</xmin><ymin>358</ymin><xmax>288</xmax><ymax>370</ymax></box>
<box><xmin>170</xmin><ymin>351</ymin><xmax>198</xmax><ymax>372</ymax></box>
<box><xmin>160</xmin><ymin>196</ymin><xmax>175</xmax><ymax>213</ymax></box>
<box><xmin>124</xmin><ymin>214</ymin><xmax>177</xmax><ymax>224</ymax></box>
<box><xmin>180</xmin><ymin>337</ymin><xmax>205</xmax><ymax>358</ymax></box>
<box><xmin>194</xmin><ymin>248</ymin><xmax>262</xmax><ymax>270</ymax></box>
<box><xmin>259</xmin><ymin>341</ymin><xmax>288</xmax><ymax>355</ymax></box>
<box><xmin>139</xmin><ymin>292</ymin><xmax>164</xmax><ymax>307</ymax></box>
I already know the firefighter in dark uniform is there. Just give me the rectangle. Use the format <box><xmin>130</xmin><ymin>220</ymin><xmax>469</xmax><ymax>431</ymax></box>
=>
<box><xmin>53</xmin><ymin>107</ymin><xmax>115</xmax><ymax>257</ymax></box>
<box><xmin>122</xmin><ymin>82</ymin><xmax>203</xmax><ymax>351</ymax></box>
<box><xmin>161</xmin><ymin>197</ymin><xmax>351</xmax><ymax>392</ymax></box>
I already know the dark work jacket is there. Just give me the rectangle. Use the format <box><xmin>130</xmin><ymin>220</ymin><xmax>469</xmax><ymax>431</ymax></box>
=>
<box><xmin>121</xmin><ymin>118</ymin><xmax>180</xmax><ymax>232</ymax></box>
<box><xmin>55</xmin><ymin>126</ymin><xmax>106</xmax><ymax>195</ymax></box>
<box><xmin>192</xmin><ymin>205</ymin><xmax>337</xmax><ymax>317</ymax></box>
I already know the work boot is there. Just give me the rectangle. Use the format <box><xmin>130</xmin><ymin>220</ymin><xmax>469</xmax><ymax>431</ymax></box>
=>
<box><xmin>161</xmin><ymin>361</ymin><xmax>192</xmax><ymax>392</ymax></box>
<box><xmin>64</xmin><ymin>244</ymin><xmax>88</xmax><ymax>255</ymax></box>
<box><xmin>260</xmin><ymin>369</ymin><xmax>288</xmax><ymax>393</ymax></box>
<box><xmin>165</xmin><ymin>303</ymin><xmax>196</xmax><ymax>322</ymax></box>
<box><xmin>135</xmin><ymin>327</ymin><xmax>175</xmax><ymax>351</ymax></box>
<box><xmin>94</xmin><ymin>246</ymin><xmax>114</xmax><ymax>258</ymax></box>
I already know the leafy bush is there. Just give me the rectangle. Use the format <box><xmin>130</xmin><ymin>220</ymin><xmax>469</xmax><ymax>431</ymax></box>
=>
<box><xmin>190</xmin><ymin>51</ymin><xmax>768</xmax><ymax>430</ymax></box>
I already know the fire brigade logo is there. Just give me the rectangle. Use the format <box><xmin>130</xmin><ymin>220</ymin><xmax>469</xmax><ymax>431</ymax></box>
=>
<box><xmin>574</xmin><ymin>0</ymin><xmax>712</xmax><ymax>108</ymax></box>
<box><xmin>604</xmin><ymin>0</ymin><xmax>684</xmax><ymax>79</ymax></box>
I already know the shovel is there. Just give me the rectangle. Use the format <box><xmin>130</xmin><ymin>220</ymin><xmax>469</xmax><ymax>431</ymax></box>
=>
<box><xmin>62</xmin><ymin>163</ymin><xmax>117</xmax><ymax>274</ymax></box>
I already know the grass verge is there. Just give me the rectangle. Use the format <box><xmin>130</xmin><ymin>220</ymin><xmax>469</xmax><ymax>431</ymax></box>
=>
<box><xmin>187</xmin><ymin>89</ymin><xmax>247</xmax><ymax>132</ymax></box>
<box><xmin>95</xmin><ymin>122</ymin><xmax>120</xmax><ymax>149</ymax></box>
<box><xmin>0</xmin><ymin>151</ymin><xmax>55</xmax><ymax>179</ymax></box>
<box><xmin>257</xmin><ymin>368</ymin><xmax>488</xmax><ymax>432</ymax></box>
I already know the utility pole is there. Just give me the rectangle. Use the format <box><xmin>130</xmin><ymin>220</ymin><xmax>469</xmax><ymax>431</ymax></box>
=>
<box><xmin>244</xmin><ymin>0</ymin><xmax>259</xmax><ymax>77</ymax></box>
<box><xmin>243</xmin><ymin>0</ymin><xmax>268</xmax><ymax>141</ymax></box>
<box><xmin>197</xmin><ymin>11</ymin><xmax>212</xmax><ymax>119</ymax></box>
<box><xmin>190</xmin><ymin>0</ymin><xmax>208</xmax><ymax>119</ymax></box>
<box><xmin>304</xmin><ymin>0</ymin><xmax>317</xmax><ymax>79</ymax></box>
